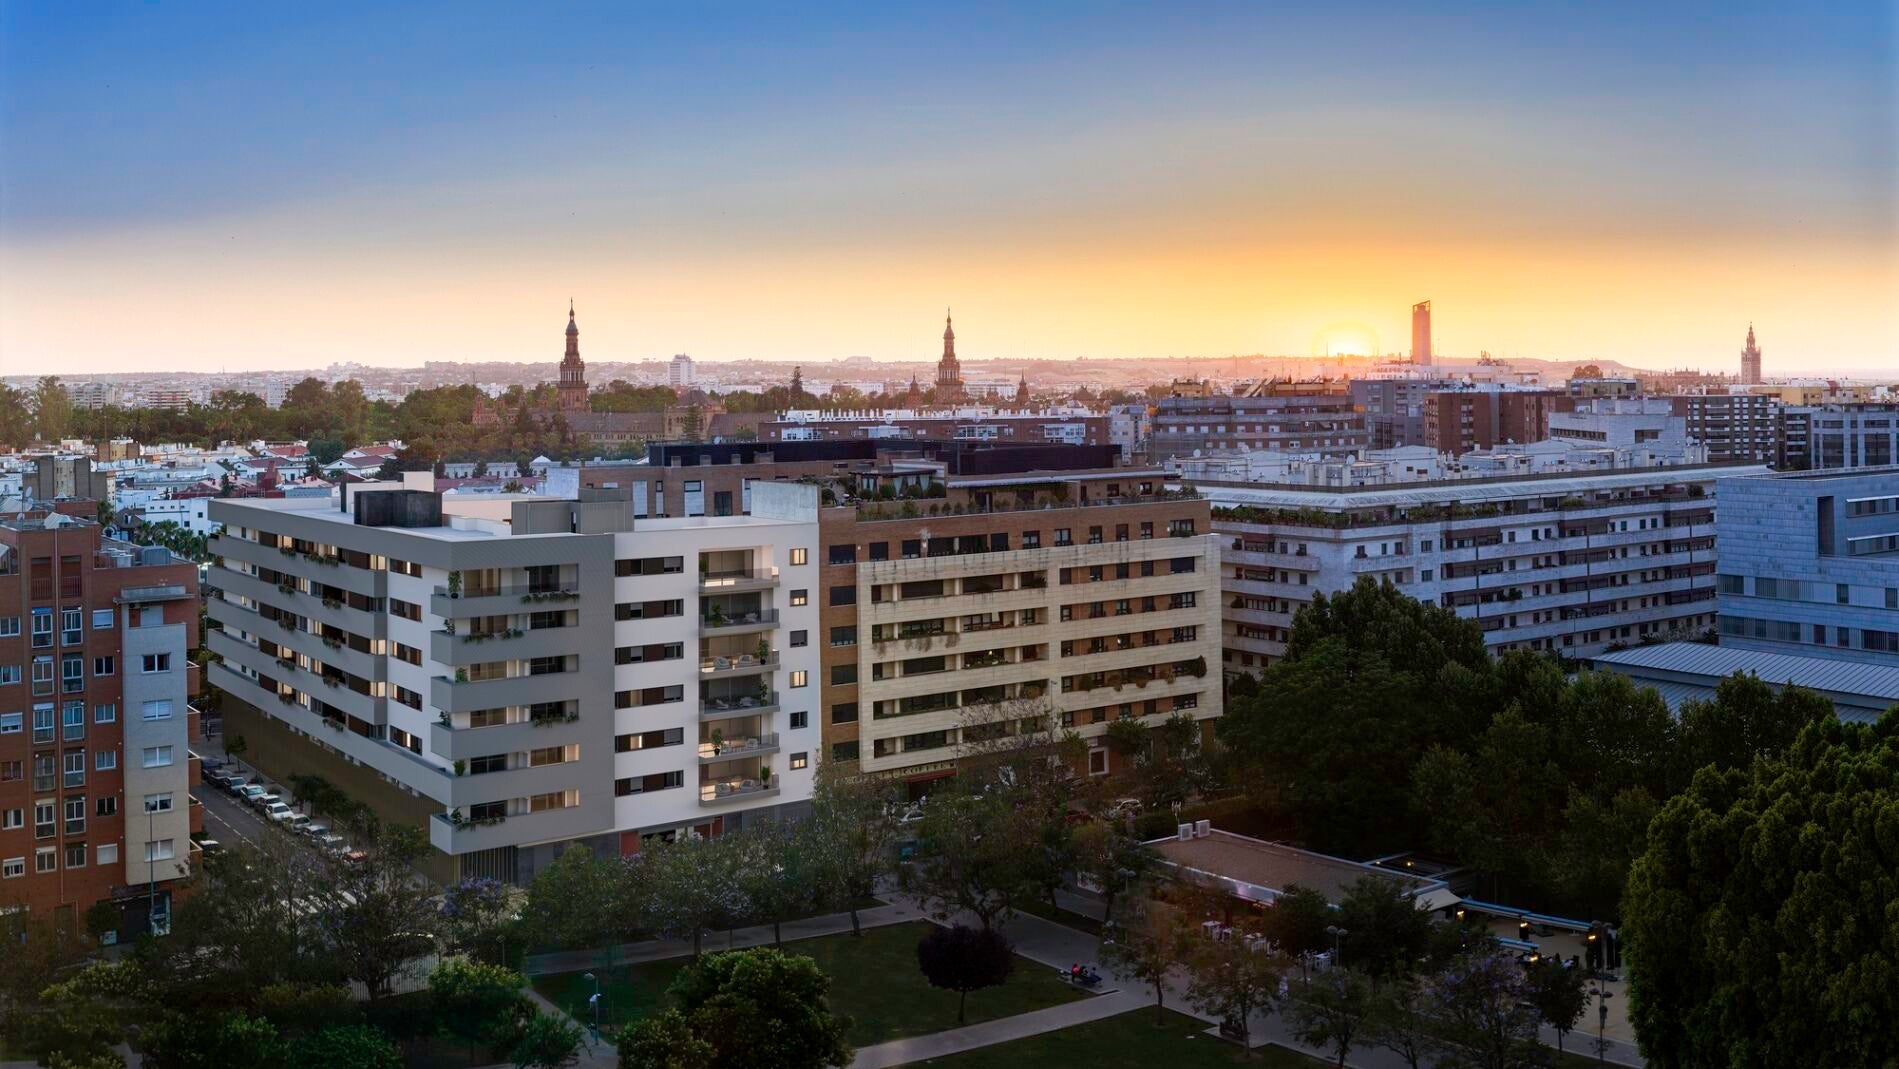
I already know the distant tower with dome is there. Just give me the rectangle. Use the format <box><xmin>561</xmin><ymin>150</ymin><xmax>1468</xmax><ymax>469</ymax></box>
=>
<box><xmin>934</xmin><ymin>310</ymin><xmax>966</xmax><ymax>404</ymax></box>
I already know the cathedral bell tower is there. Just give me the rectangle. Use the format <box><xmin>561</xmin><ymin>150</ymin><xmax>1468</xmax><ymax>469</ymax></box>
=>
<box><xmin>558</xmin><ymin>301</ymin><xmax>588</xmax><ymax>411</ymax></box>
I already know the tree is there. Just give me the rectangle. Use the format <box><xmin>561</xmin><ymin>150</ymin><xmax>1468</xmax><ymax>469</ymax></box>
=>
<box><xmin>1525</xmin><ymin>957</ymin><xmax>1588</xmax><ymax>1054</ymax></box>
<box><xmin>1624</xmin><ymin>714</ymin><xmax>1899</xmax><ymax>1068</ymax></box>
<box><xmin>508</xmin><ymin>1012</ymin><xmax>585</xmax><ymax>1069</ymax></box>
<box><xmin>1334</xmin><ymin>876</ymin><xmax>1435</xmax><ymax>984</ymax></box>
<box><xmin>1673</xmin><ymin>672</ymin><xmax>1831</xmax><ymax>780</ymax></box>
<box><xmin>1425</xmin><ymin>950</ymin><xmax>1541</xmax><ymax>1069</ymax></box>
<box><xmin>524</xmin><ymin>846</ymin><xmax>626</xmax><ymax>958</ymax></box>
<box><xmin>439</xmin><ymin>877</ymin><xmax>520</xmax><ymax>964</ymax></box>
<box><xmin>1286</xmin><ymin>966</ymin><xmax>1376</xmax><ymax>1068</ymax></box>
<box><xmin>639</xmin><ymin>835</ymin><xmax>751</xmax><ymax>957</ymax></box>
<box><xmin>1263</xmin><ymin>885</ymin><xmax>1334</xmax><ymax>981</ymax></box>
<box><xmin>915</xmin><ymin>924</ymin><xmax>1015</xmax><ymax>1025</ymax></box>
<box><xmin>141</xmin><ymin>1010</ymin><xmax>286</xmax><ymax>1069</ymax></box>
<box><xmin>311</xmin><ymin>823</ymin><xmax>444</xmax><ymax>999</ymax></box>
<box><xmin>804</xmin><ymin>762</ymin><xmax>898</xmax><ymax>936</ymax></box>
<box><xmin>899</xmin><ymin>791</ymin><xmax>1039</xmax><ymax>929</ymax></box>
<box><xmin>35</xmin><ymin>375</ymin><xmax>73</xmax><ymax>440</ymax></box>
<box><xmin>1218</xmin><ymin>577</ymin><xmax>1494</xmax><ymax>855</ymax></box>
<box><xmin>285</xmin><ymin>1025</ymin><xmax>401</xmax><ymax>1069</ymax></box>
<box><xmin>1181</xmin><ymin>921</ymin><xmax>1287</xmax><ymax>1044</ymax></box>
<box><xmin>1102</xmin><ymin>898</ymin><xmax>1191</xmax><ymax>1024</ymax></box>
<box><xmin>733</xmin><ymin>820</ymin><xmax>815</xmax><ymax>946</ymax></box>
<box><xmin>1361</xmin><ymin>979</ymin><xmax>1433</xmax><ymax>1069</ymax></box>
<box><xmin>1069</xmin><ymin>822</ymin><xmax>1156</xmax><ymax>936</ymax></box>
<box><xmin>429</xmin><ymin>958</ymin><xmax>529</xmax><ymax>1059</ymax></box>
<box><xmin>617</xmin><ymin>948</ymin><xmax>850</xmax><ymax>1069</ymax></box>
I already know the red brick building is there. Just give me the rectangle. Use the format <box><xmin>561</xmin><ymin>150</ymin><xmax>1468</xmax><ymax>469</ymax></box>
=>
<box><xmin>1</xmin><ymin>511</ymin><xmax>201</xmax><ymax>936</ymax></box>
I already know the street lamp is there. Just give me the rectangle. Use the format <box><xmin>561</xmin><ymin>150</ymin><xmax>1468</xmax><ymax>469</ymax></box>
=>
<box><xmin>583</xmin><ymin>971</ymin><xmax>601</xmax><ymax>1038</ymax></box>
<box><xmin>145</xmin><ymin>798</ymin><xmax>161</xmax><ymax>936</ymax></box>
<box><xmin>1588</xmin><ymin>983</ymin><xmax>1615</xmax><ymax>1064</ymax></box>
<box><xmin>1324</xmin><ymin>924</ymin><xmax>1347</xmax><ymax>959</ymax></box>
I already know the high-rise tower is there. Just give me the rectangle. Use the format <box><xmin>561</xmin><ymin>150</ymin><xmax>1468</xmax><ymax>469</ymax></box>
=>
<box><xmin>935</xmin><ymin>310</ymin><xmax>966</xmax><ymax>403</ymax></box>
<box><xmin>1411</xmin><ymin>301</ymin><xmax>1433</xmax><ymax>365</ymax></box>
<box><xmin>1740</xmin><ymin>323</ymin><xmax>1762</xmax><ymax>385</ymax></box>
<box><xmin>558</xmin><ymin>302</ymin><xmax>588</xmax><ymax>411</ymax></box>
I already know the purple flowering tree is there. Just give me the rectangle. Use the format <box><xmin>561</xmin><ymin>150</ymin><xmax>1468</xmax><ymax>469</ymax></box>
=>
<box><xmin>1426</xmin><ymin>949</ymin><xmax>1542</xmax><ymax>1069</ymax></box>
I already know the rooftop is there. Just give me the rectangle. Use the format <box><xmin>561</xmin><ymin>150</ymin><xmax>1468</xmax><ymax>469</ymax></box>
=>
<box><xmin>1590</xmin><ymin>641</ymin><xmax>1899</xmax><ymax>725</ymax></box>
<box><xmin>1188</xmin><ymin>462</ymin><xmax>1766</xmax><ymax>513</ymax></box>
<box><xmin>1150</xmin><ymin>829</ymin><xmax>1447</xmax><ymax>906</ymax></box>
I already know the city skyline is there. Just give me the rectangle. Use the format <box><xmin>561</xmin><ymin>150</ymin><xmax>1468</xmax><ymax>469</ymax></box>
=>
<box><xmin>3</xmin><ymin>3</ymin><xmax>1895</xmax><ymax>375</ymax></box>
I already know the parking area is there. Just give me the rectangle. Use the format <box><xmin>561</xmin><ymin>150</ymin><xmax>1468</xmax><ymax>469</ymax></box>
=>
<box><xmin>193</xmin><ymin>750</ymin><xmax>358</xmax><ymax>860</ymax></box>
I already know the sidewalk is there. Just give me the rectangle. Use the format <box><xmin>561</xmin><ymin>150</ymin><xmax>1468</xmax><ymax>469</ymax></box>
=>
<box><xmin>851</xmin><ymin>989</ymin><xmax>1149</xmax><ymax>1069</ymax></box>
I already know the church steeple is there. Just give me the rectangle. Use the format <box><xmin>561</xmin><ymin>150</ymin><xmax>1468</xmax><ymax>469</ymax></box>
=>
<box><xmin>558</xmin><ymin>302</ymin><xmax>587</xmax><ymax>411</ymax></box>
<box><xmin>934</xmin><ymin>308</ymin><xmax>965</xmax><ymax>404</ymax></box>
<box><xmin>1740</xmin><ymin>322</ymin><xmax>1762</xmax><ymax>385</ymax></box>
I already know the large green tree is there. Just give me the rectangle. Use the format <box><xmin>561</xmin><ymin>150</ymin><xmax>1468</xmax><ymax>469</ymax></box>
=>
<box><xmin>1219</xmin><ymin>577</ymin><xmax>1495</xmax><ymax>854</ymax></box>
<box><xmin>617</xmin><ymin>948</ymin><xmax>850</xmax><ymax>1069</ymax></box>
<box><xmin>1624</xmin><ymin>713</ymin><xmax>1899</xmax><ymax>1068</ymax></box>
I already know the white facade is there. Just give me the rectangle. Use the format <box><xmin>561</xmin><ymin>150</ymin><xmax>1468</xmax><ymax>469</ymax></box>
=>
<box><xmin>669</xmin><ymin>355</ymin><xmax>695</xmax><ymax>390</ymax></box>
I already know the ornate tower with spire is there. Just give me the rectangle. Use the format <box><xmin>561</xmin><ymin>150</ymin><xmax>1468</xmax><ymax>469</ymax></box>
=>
<box><xmin>1014</xmin><ymin>375</ymin><xmax>1030</xmax><ymax>409</ymax></box>
<box><xmin>934</xmin><ymin>309</ymin><xmax>965</xmax><ymax>404</ymax></box>
<box><xmin>906</xmin><ymin>373</ymin><xmax>922</xmax><ymax>410</ymax></box>
<box><xmin>1740</xmin><ymin>323</ymin><xmax>1762</xmax><ymax>385</ymax></box>
<box><xmin>558</xmin><ymin>301</ymin><xmax>588</xmax><ymax>411</ymax></box>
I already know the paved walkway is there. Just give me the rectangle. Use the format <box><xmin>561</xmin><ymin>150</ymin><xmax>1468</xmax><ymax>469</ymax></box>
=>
<box><xmin>852</xmin><ymin>989</ymin><xmax>1148</xmax><ymax>1068</ymax></box>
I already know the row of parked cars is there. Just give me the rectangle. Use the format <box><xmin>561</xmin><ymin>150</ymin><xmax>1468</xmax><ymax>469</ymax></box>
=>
<box><xmin>201</xmin><ymin>759</ymin><xmax>356</xmax><ymax>858</ymax></box>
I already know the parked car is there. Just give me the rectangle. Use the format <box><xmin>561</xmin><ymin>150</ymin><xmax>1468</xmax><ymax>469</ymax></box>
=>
<box><xmin>1106</xmin><ymin>798</ymin><xmax>1143</xmax><ymax>819</ymax></box>
<box><xmin>249</xmin><ymin>791</ymin><xmax>282</xmax><ymax>811</ymax></box>
<box><xmin>236</xmin><ymin>785</ymin><xmax>267</xmax><ymax>804</ymax></box>
<box><xmin>197</xmin><ymin>839</ymin><xmax>224</xmax><ymax>854</ymax></box>
<box><xmin>263</xmin><ymin>802</ymin><xmax>295</xmax><ymax>823</ymax></box>
<box><xmin>221</xmin><ymin>775</ymin><xmax>250</xmax><ymax>794</ymax></box>
<box><xmin>285</xmin><ymin>814</ymin><xmax>312</xmax><ymax>833</ymax></box>
<box><xmin>300</xmin><ymin>822</ymin><xmax>329</xmax><ymax>839</ymax></box>
<box><xmin>316</xmin><ymin>834</ymin><xmax>349</xmax><ymax>854</ymax></box>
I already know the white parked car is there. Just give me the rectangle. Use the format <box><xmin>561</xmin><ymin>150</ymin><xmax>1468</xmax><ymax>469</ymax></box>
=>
<box><xmin>301</xmin><ymin>822</ymin><xmax>329</xmax><ymax>839</ymax></box>
<box><xmin>263</xmin><ymin>802</ymin><xmax>295</xmax><ymax>823</ymax></box>
<box><xmin>236</xmin><ymin>785</ymin><xmax>268</xmax><ymax>805</ymax></box>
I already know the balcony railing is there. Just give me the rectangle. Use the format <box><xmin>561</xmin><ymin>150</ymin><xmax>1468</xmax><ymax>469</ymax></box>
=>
<box><xmin>700</xmin><ymin>609</ymin><xmax>779</xmax><ymax>634</ymax></box>
<box><xmin>698</xmin><ymin>732</ymin><xmax>779</xmax><ymax>760</ymax></box>
<box><xmin>699</xmin><ymin>568</ymin><xmax>780</xmax><ymax>591</ymax></box>
<box><xmin>699</xmin><ymin>651</ymin><xmax>779</xmax><ymax>675</ymax></box>
<box><xmin>701</xmin><ymin>691</ymin><xmax>779</xmax><ymax>719</ymax></box>
<box><xmin>700</xmin><ymin>779</ymin><xmax>780</xmax><ymax>804</ymax></box>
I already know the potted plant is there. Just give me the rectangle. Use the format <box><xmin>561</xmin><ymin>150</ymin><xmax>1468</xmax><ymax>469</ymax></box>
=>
<box><xmin>759</xmin><ymin>765</ymin><xmax>773</xmax><ymax>788</ymax></box>
<box><xmin>454</xmin><ymin>668</ymin><xmax>468</xmax><ymax>683</ymax></box>
<box><xmin>755</xmin><ymin>638</ymin><xmax>771</xmax><ymax>663</ymax></box>
<box><xmin>710</xmin><ymin>728</ymin><xmax>724</xmax><ymax>756</ymax></box>
<box><xmin>708</xmin><ymin>605</ymin><xmax>726</xmax><ymax>628</ymax></box>
<box><xmin>453</xmin><ymin>759</ymin><xmax>466</xmax><ymax>777</ymax></box>
<box><xmin>446</xmin><ymin>572</ymin><xmax>461</xmax><ymax>599</ymax></box>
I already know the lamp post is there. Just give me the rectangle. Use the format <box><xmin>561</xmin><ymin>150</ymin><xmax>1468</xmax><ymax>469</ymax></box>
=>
<box><xmin>1324</xmin><ymin>924</ymin><xmax>1347</xmax><ymax>961</ymax></box>
<box><xmin>1588</xmin><ymin>983</ymin><xmax>1615</xmax><ymax>1064</ymax></box>
<box><xmin>145</xmin><ymin>798</ymin><xmax>160</xmax><ymax>935</ymax></box>
<box><xmin>584</xmin><ymin>971</ymin><xmax>601</xmax><ymax>1039</ymax></box>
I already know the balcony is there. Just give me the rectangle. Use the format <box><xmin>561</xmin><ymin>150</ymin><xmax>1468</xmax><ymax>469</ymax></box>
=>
<box><xmin>431</xmin><ymin>583</ymin><xmax>579</xmax><ymax>620</ymax></box>
<box><xmin>699</xmin><ymin>608</ymin><xmax>779</xmax><ymax>637</ymax></box>
<box><xmin>698</xmin><ymin>568</ymin><xmax>780</xmax><ymax>593</ymax></box>
<box><xmin>701</xmin><ymin>692</ymin><xmax>779</xmax><ymax>721</ymax></box>
<box><xmin>430</xmin><ymin>670</ymin><xmax>586</xmax><ymax>714</ymax></box>
<box><xmin>698</xmin><ymin>732</ymin><xmax>779</xmax><ymax>763</ymax></box>
<box><xmin>429</xmin><ymin>713</ymin><xmax>575</xmax><ymax>761</ymax></box>
<box><xmin>429</xmin><ymin>810</ymin><xmax>515</xmax><ymax>854</ymax></box>
<box><xmin>429</xmin><ymin>626</ymin><xmax>577</xmax><ymax>666</ymax></box>
<box><xmin>699</xmin><ymin>651</ymin><xmax>779</xmax><ymax>678</ymax></box>
<box><xmin>700</xmin><ymin>779</ymin><xmax>780</xmax><ymax>806</ymax></box>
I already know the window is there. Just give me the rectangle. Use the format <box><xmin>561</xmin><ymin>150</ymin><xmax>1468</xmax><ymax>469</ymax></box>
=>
<box><xmin>0</xmin><ymin>616</ymin><xmax>17</xmax><ymax>637</ymax></box>
<box><xmin>144</xmin><ymin>793</ymin><xmax>175</xmax><ymax>813</ymax></box>
<box><xmin>830</xmin><ymin>625</ymin><xmax>857</xmax><ymax>646</ymax></box>
<box><xmin>826</xmin><ymin>545</ymin><xmax>854</xmax><ymax>564</ymax></box>
<box><xmin>62</xmin><ymin>608</ymin><xmax>83</xmax><ymax>645</ymax></box>
<box><xmin>1088</xmin><ymin>748</ymin><xmax>1109</xmax><ymax>776</ymax></box>
<box><xmin>792</xmin><ymin>547</ymin><xmax>810</xmax><ymax>566</ymax></box>
<box><xmin>789</xmin><ymin>670</ymin><xmax>808</xmax><ymax>688</ymax></box>
<box><xmin>830</xmin><ymin>586</ymin><xmax>856</xmax><ymax>606</ymax></box>
<box><xmin>63</xmin><ymin>703</ymin><xmax>85</xmax><ymax>740</ymax></box>
<box><xmin>789</xmin><ymin>589</ymin><xmax>809</xmax><ymax>607</ymax></box>
<box><xmin>33</xmin><ymin>705</ymin><xmax>56</xmax><ymax>743</ymax></box>
<box><xmin>37</xmin><ymin>849</ymin><xmax>58</xmax><ymax>873</ymax></box>
<box><xmin>393</xmin><ymin>643</ymin><xmax>422</xmax><ymax>666</ymax></box>
<box><xmin>90</xmin><ymin>608</ymin><xmax>114</xmax><ymax>630</ymax></box>
<box><xmin>831</xmin><ymin>741</ymin><xmax>860</xmax><ymax>762</ymax></box>
<box><xmin>64</xmin><ymin>751</ymin><xmax>85</xmax><ymax>787</ymax></box>
<box><xmin>615</xmin><ymin>727</ymin><xmax>683</xmax><ymax>752</ymax></box>
<box><xmin>0</xmin><ymin>665</ymin><xmax>18</xmax><ymax>686</ymax></box>
<box><xmin>142</xmin><ymin>746</ymin><xmax>175</xmax><ymax>768</ymax></box>
<box><xmin>1023</xmin><ymin>531</ymin><xmax>1041</xmax><ymax>549</ymax></box>
<box><xmin>789</xmin><ymin>710</ymin><xmax>808</xmax><ymax>729</ymax></box>
<box><xmin>94</xmin><ymin>703</ymin><xmax>116</xmax><ymax>723</ymax></box>
<box><xmin>144</xmin><ymin>840</ymin><xmax>176</xmax><ymax>863</ymax></box>
<box><xmin>62</xmin><ymin>655</ymin><xmax>84</xmax><ymax>692</ymax></box>
<box><xmin>64</xmin><ymin>797</ymin><xmax>86</xmax><ymax>834</ymax></box>
<box><xmin>1054</xmin><ymin>528</ymin><xmax>1072</xmax><ymax>546</ymax></box>
<box><xmin>93</xmin><ymin>656</ymin><xmax>115</xmax><ymax>678</ymax></box>
<box><xmin>615</xmin><ymin>556</ymin><xmax>685</xmax><ymax>577</ymax></box>
<box><xmin>1</xmin><ymin>858</ymin><xmax>21</xmax><ymax>879</ymax></box>
<box><xmin>141</xmin><ymin>653</ymin><xmax>173</xmax><ymax>674</ymax></box>
<box><xmin>35</xmin><ymin>802</ymin><xmax>56</xmax><ymax>838</ymax></box>
<box><xmin>389</xmin><ymin>598</ymin><xmax>421</xmax><ymax>622</ymax></box>
<box><xmin>0</xmin><ymin>713</ymin><xmax>17</xmax><ymax>735</ymax></box>
<box><xmin>32</xmin><ymin>610</ymin><xmax>53</xmax><ymax>648</ymax></box>
<box><xmin>831</xmin><ymin>702</ymin><xmax>859</xmax><ymax>724</ymax></box>
<box><xmin>96</xmin><ymin>843</ymin><xmax>118</xmax><ymax>866</ymax></box>
<box><xmin>616</xmin><ymin>771</ymin><xmax>682</xmax><ymax>796</ymax></box>
<box><xmin>97</xmin><ymin>791</ymin><xmax>118</xmax><ymax>813</ymax></box>
<box><xmin>831</xmin><ymin>665</ymin><xmax>857</xmax><ymax>685</ymax></box>
<box><xmin>868</xmin><ymin>542</ymin><xmax>889</xmax><ymax>561</ymax></box>
<box><xmin>1</xmin><ymin>810</ymin><xmax>18</xmax><ymax>829</ymax></box>
<box><xmin>141</xmin><ymin>700</ymin><xmax>174</xmax><ymax>721</ymax></box>
<box><xmin>790</xmin><ymin>752</ymin><xmax>809</xmax><ymax>770</ymax></box>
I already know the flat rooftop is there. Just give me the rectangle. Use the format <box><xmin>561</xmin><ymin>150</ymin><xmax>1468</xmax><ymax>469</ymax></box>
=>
<box><xmin>1590</xmin><ymin>641</ymin><xmax>1899</xmax><ymax>725</ymax></box>
<box><xmin>1188</xmin><ymin>463</ymin><xmax>1768</xmax><ymax>513</ymax></box>
<box><xmin>1151</xmin><ymin>829</ymin><xmax>1447</xmax><ymax>906</ymax></box>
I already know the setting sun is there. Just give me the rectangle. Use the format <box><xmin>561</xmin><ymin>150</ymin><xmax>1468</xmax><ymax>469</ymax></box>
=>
<box><xmin>1312</xmin><ymin>322</ymin><xmax>1383</xmax><ymax>359</ymax></box>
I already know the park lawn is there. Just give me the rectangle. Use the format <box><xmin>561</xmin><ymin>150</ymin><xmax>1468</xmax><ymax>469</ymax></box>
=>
<box><xmin>910</xmin><ymin>1007</ymin><xmax>1327</xmax><ymax>1068</ymax></box>
<box><xmin>532</xmin><ymin>920</ymin><xmax>1084</xmax><ymax>1047</ymax></box>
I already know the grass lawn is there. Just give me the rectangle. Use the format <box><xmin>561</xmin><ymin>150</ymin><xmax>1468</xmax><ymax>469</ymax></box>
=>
<box><xmin>532</xmin><ymin>920</ymin><xmax>1085</xmax><ymax>1048</ymax></box>
<box><xmin>910</xmin><ymin>1008</ymin><xmax>1327</xmax><ymax>1068</ymax></box>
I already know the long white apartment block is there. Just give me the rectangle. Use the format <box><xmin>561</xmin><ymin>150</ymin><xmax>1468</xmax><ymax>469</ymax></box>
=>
<box><xmin>205</xmin><ymin>479</ymin><xmax>822</xmax><ymax>883</ymax></box>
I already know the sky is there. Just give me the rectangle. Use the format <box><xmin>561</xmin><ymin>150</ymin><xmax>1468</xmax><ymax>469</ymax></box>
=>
<box><xmin>2</xmin><ymin>2</ymin><xmax>1895</xmax><ymax>376</ymax></box>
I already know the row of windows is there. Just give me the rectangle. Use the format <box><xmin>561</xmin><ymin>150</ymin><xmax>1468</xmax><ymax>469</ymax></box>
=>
<box><xmin>1720</xmin><ymin>615</ymin><xmax>1899</xmax><ymax>653</ymax></box>
<box><xmin>2</xmin><ymin>841</ymin><xmax>129</xmax><ymax>879</ymax></box>
<box><xmin>1</xmin><ymin>608</ymin><xmax>117</xmax><ymax>647</ymax></box>
<box><xmin>1060</xmin><ymin>557</ymin><xmax>1197</xmax><ymax>585</ymax></box>
<box><xmin>1721</xmin><ymin>574</ymin><xmax>1899</xmax><ymax>609</ymax></box>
